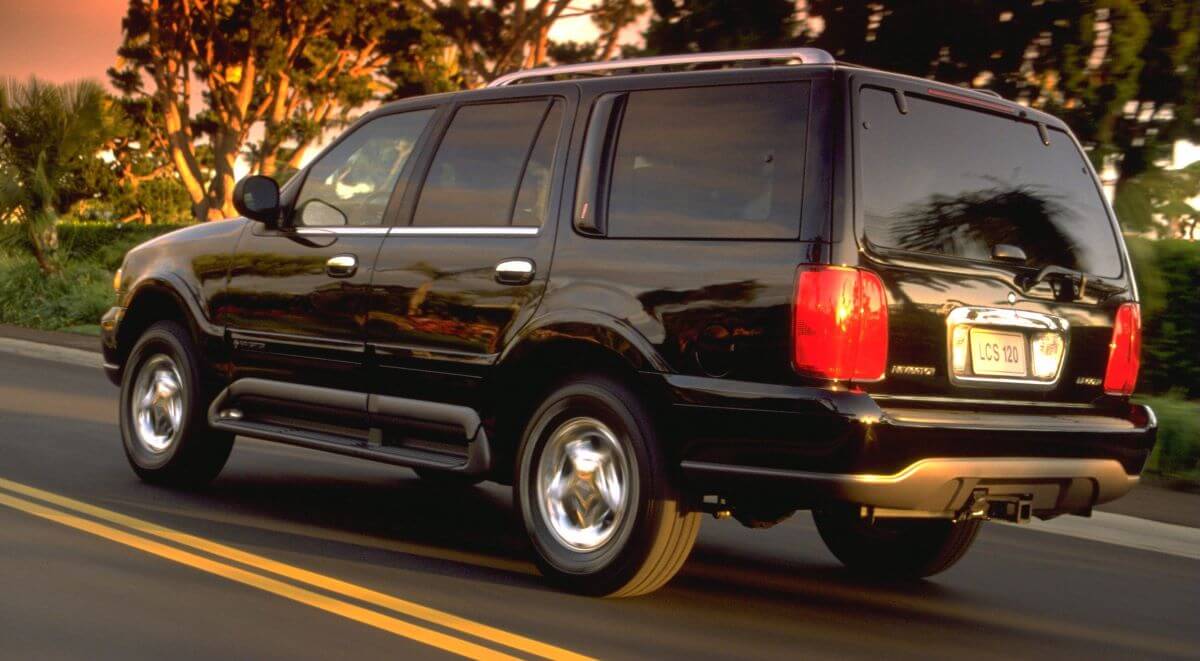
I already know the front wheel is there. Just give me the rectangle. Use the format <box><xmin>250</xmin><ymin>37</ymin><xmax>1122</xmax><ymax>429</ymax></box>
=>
<box><xmin>119</xmin><ymin>321</ymin><xmax>233</xmax><ymax>487</ymax></box>
<box><xmin>813</xmin><ymin>503</ymin><xmax>981</xmax><ymax>579</ymax></box>
<box><xmin>516</xmin><ymin>375</ymin><xmax>700</xmax><ymax>597</ymax></box>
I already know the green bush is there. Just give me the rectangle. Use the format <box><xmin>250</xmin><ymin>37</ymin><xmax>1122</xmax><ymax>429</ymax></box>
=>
<box><xmin>0</xmin><ymin>254</ymin><xmax>115</xmax><ymax>329</ymax></box>
<box><xmin>2</xmin><ymin>221</ymin><xmax>186</xmax><ymax>268</ymax></box>
<box><xmin>0</xmin><ymin>221</ymin><xmax>188</xmax><ymax>330</ymax></box>
<box><xmin>1139</xmin><ymin>395</ymin><xmax>1200</xmax><ymax>481</ymax></box>
<box><xmin>57</xmin><ymin>221</ymin><xmax>189</xmax><ymax>269</ymax></box>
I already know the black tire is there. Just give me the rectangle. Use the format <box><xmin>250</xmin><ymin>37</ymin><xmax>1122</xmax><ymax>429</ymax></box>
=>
<box><xmin>813</xmin><ymin>502</ymin><xmax>981</xmax><ymax>579</ymax></box>
<box><xmin>516</xmin><ymin>375</ymin><xmax>700</xmax><ymax>597</ymax></box>
<box><xmin>412</xmin><ymin>468</ymin><xmax>484</xmax><ymax>487</ymax></box>
<box><xmin>119</xmin><ymin>321</ymin><xmax>233</xmax><ymax>487</ymax></box>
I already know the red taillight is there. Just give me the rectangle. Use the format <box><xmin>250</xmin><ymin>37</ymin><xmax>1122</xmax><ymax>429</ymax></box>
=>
<box><xmin>792</xmin><ymin>267</ymin><xmax>888</xmax><ymax>382</ymax></box>
<box><xmin>1103</xmin><ymin>302</ymin><xmax>1141</xmax><ymax>396</ymax></box>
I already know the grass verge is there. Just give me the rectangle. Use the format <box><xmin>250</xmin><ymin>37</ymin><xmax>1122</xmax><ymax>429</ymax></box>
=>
<box><xmin>0</xmin><ymin>254</ymin><xmax>115</xmax><ymax>330</ymax></box>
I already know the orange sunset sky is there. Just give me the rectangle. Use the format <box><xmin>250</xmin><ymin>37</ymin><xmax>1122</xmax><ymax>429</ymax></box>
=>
<box><xmin>0</xmin><ymin>0</ymin><xmax>607</xmax><ymax>87</ymax></box>
<box><xmin>0</xmin><ymin>1</ymin><xmax>128</xmax><ymax>85</ymax></box>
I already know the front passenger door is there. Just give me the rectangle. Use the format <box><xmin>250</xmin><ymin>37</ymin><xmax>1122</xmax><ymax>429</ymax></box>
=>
<box><xmin>219</xmin><ymin>108</ymin><xmax>437</xmax><ymax>394</ymax></box>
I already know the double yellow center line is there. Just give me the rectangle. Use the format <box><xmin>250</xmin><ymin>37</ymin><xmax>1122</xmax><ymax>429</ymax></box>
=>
<box><xmin>0</xmin><ymin>477</ymin><xmax>589</xmax><ymax>661</ymax></box>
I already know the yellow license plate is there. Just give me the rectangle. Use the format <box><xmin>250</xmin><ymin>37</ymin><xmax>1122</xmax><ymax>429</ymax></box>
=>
<box><xmin>970</xmin><ymin>329</ymin><xmax>1027</xmax><ymax>377</ymax></box>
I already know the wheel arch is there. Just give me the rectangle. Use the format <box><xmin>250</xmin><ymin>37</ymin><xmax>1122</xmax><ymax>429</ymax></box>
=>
<box><xmin>484</xmin><ymin>314</ymin><xmax>673</xmax><ymax>484</ymax></box>
<box><xmin>117</xmin><ymin>275</ymin><xmax>226</xmax><ymax>382</ymax></box>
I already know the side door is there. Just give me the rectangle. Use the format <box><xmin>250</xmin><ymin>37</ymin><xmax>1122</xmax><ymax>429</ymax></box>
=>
<box><xmin>219</xmin><ymin>107</ymin><xmax>438</xmax><ymax>396</ymax></box>
<box><xmin>367</xmin><ymin>90</ymin><xmax>575</xmax><ymax>406</ymax></box>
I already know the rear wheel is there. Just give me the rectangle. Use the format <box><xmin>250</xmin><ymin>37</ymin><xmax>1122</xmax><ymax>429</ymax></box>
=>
<box><xmin>120</xmin><ymin>321</ymin><xmax>233</xmax><ymax>487</ymax></box>
<box><xmin>813</xmin><ymin>503</ymin><xmax>981</xmax><ymax>579</ymax></box>
<box><xmin>516</xmin><ymin>375</ymin><xmax>700</xmax><ymax>597</ymax></box>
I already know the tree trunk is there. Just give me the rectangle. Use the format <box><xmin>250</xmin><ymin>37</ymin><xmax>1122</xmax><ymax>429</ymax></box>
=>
<box><xmin>209</xmin><ymin>127</ymin><xmax>241</xmax><ymax>220</ymax></box>
<box><xmin>26</xmin><ymin>212</ymin><xmax>58</xmax><ymax>275</ymax></box>
<box><xmin>162</xmin><ymin>102</ymin><xmax>211</xmax><ymax>223</ymax></box>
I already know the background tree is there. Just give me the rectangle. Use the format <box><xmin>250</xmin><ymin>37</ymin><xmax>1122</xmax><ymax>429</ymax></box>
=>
<box><xmin>73</xmin><ymin>101</ymin><xmax>194</xmax><ymax>225</ymax></box>
<box><xmin>109</xmin><ymin>0</ymin><xmax>443</xmax><ymax>222</ymax></box>
<box><xmin>545</xmin><ymin>0</ymin><xmax>646</xmax><ymax>64</ymax></box>
<box><xmin>417</xmin><ymin>0</ymin><xmax>644</xmax><ymax>85</ymax></box>
<box><xmin>0</xmin><ymin>78</ymin><xmax>113</xmax><ymax>273</ymax></box>
<box><xmin>643</xmin><ymin>0</ymin><xmax>796</xmax><ymax>53</ymax></box>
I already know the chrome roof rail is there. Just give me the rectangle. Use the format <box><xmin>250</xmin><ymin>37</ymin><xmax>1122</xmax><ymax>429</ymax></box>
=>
<box><xmin>488</xmin><ymin>48</ymin><xmax>835</xmax><ymax>87</ymax></box>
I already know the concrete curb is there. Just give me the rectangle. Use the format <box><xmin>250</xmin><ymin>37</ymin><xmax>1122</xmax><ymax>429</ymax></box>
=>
<box><xmin>0</xmin><ymin>337</ymin><xmax>103</xmax><ymax>369</ymax></box>
<box><xmin>1012</xmin><ymin>511</ymin><xmax>1200</xmax><ymax>561</ymax></box>
<box><xmin>0</xmin><ymin>324</ymin><xmax>101</xmax><ymax>353</ymax></box>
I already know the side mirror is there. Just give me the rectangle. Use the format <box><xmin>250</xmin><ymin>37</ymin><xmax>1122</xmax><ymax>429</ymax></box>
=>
<box><xmin>233</xmin><ymin>175</ymin><xmax>281</xmax><ymax>225</ymax></box>
<box><xmin>296</xmin><ymin>199</ymin><xmax>348</xmax><ymax>227</ymax></box>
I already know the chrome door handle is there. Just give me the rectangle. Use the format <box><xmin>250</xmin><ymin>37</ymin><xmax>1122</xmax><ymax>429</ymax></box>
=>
<box><xmin>326</xmin><ymin>254</ymin><xmax>358</xmax><ymax>278</ymax></box>
<box><xmin>495</xmin><ymin>258</ymin><xmax>535</xmax><ymax>285</ymax></box>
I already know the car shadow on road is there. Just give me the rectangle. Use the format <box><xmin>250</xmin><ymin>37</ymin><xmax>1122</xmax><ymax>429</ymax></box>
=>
<box><xmin>137</xmin><ymin>452</ymin><xmax>981</xmax><ymax>615</ymax></box>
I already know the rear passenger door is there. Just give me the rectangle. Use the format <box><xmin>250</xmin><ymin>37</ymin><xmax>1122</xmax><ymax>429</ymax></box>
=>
<box><xmin>367</xmin><ymin>90</ymin><xmax>575</xmax><ymax>405</ymax></box>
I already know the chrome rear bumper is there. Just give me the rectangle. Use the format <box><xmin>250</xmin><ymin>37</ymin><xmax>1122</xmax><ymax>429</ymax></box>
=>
<box><xmin>681</xmin><ymin>457</ymin><xmax>1139</xmax><ymax>518</ymax></box>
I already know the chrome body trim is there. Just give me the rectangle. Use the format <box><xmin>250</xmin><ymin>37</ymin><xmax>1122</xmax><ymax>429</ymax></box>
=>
<box><xmin>325</xmin><ymin>254</ymin><xmax>358</xmax><ymax>278</ymax></box>
<box><xmin>495</xmin><ymin>258</ymin><xmax>534</xmax><ymax>274</ymax></box>
<box><xmin>295</xmin><ymin>227</ymin><xmax>391</xmax><ymax>236</ymax></box>
<box><xmin>870</xmin><ymin>393</ymin><xmax>1095</xmax><ymax>409</ymax></box>
<box><xmin>488</xmin><ymin>48</ymin><xmax>835</xmax><ymax>87</ymax></box>
<box><xmin>945</xmin><ymin>306</ymin><xmax>1070</xmax><ymax>391</ymax></box>
<box><xmin>389</xmin><ymin>226</ymin><xmax>540</xmax><ymax>237</ymax></box>
<box><xmin>293</xmin><ymin>226</ymin><xmax>540</xmax><ymax>237</ymax></box>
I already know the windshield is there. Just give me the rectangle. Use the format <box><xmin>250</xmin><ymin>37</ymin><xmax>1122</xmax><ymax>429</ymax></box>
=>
<box><xmin>857</xmin><ymin>87</ymin><xmax>1122</xmax><ymax>278</ymax></box>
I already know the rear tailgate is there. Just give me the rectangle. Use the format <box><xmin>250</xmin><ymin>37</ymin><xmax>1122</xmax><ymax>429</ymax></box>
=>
<box><xmin>847</xmin><ymin>78</ymin><xmax>1135</xmax><ymax>405</ymax></box>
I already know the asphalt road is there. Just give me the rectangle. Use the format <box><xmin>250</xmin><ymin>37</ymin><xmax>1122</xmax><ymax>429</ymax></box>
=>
<box><xmin>1</xmin><ymin>349</ymin><xmax>1197</xmax><ymax>660</ymax></box>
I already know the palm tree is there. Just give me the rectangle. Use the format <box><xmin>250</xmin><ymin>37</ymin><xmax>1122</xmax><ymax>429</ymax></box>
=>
<box><xmin>0</xmin><ymin>78</ymin><xmax>110</xmax><ymax>274</ymax></box>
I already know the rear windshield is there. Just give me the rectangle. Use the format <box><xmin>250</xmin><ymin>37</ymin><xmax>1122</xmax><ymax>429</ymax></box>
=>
<box><xmin>857</xmin><ymin>87</ymin><xmax>1121</xmax><ymax>278</ymax></box>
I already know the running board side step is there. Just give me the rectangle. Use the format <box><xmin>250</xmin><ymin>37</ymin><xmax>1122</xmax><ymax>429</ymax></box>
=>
<box><xmin>207</xmin><ymin>379</ymin><xmax>491</xmax><ymax>475</ymax></box>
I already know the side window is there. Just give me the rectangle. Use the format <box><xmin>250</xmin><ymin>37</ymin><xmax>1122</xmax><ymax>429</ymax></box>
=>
<box><xmin>605</xmin><ymin>82</ymin><xmax>809</xmax><ymax>239</ymax></box>
<box><xmin>413</xmin><ymin>99</ymin><xmax>563</xmax><ymax>228</ymax></box>
<box><xmin>294</xmin><ymin>109</ymin><xmax>433</xmax><ymax>227</ymax></box>
<box><xmin>513</xmin><ymin>102</ymin><xmax>564</xmax><ymax>227</ymax></box>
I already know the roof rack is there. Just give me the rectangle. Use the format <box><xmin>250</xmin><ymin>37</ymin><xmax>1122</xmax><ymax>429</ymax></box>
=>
<box><xmin>488</xmin><ymin>48</ymin><xmax>835</xmax><ymax>88</ymax></box>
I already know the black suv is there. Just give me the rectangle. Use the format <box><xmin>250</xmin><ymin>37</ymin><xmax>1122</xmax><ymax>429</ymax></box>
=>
<box><xmin>101</xmin><ymin>49</ymin><xmax>1156</xmax><ymax>597</ymax></box>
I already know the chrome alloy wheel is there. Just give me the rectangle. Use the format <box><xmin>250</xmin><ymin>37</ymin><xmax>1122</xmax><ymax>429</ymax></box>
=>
<box><xmin>130</xmin><ymin>354</ymin><xmax>185</xmax><ymax>454</ymax></box>
<box><xmin>536</xmin><ymin>417</ymin><xmax>632</xmax><ymax>552</ymax></box>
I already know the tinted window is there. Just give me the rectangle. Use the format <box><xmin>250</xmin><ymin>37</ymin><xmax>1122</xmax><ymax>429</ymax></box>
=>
<box><xmin>858</xmin><ymin>88</ymin><xmax>1121</xmax><ymax>277</ymax></box>
<box><xmin>414</xmin><ymin>100</ymin><xmax>561</xmax><ymax>227</ymax></box>
<box><xmin>513</xmin><ymin>102</ymin><xmax>564</xmax><ymax>227</ymax></box>
<box><xmin>606</xmin><ymin>82</ymin><xmax>808</xmax><ymax>239</ymax></box>
<box><xmin>295</xmin><ymin>110</ymin><xmax>433</xmax><ymax>227</ymax></box>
